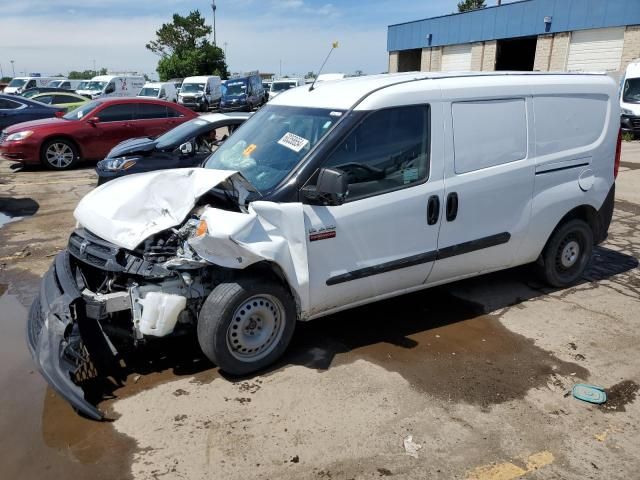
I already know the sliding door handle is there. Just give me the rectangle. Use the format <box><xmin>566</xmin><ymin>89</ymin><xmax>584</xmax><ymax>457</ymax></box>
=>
<box><xmin>446</xmin><ymin>192</ymin><xmax>458</xmax><ymax>222</ymax></box>
<box><xmin>427</xmin><ymin>195</ymin><xmax>440</xmax><ymax>225</ymax></box>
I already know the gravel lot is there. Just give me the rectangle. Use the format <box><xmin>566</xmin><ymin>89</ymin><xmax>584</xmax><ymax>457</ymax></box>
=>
<box><xmin>1</xmin><ymin>143</ymin><xmax>639</xmax><ymax>479</ymax></box>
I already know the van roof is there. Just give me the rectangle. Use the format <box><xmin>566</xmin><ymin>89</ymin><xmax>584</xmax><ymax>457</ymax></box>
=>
<box><xmin>91</xmin><ymin>75</ymin><xmax>144</xmax><ymax>81</ymax></box>
<box><xmin>270</xmin><ymin>71</ymin><xmax>615</xmax><ymax>111</ymax></box>
<box><xmin>183</xmin><ymin>76</ymin><xmax>221</xmax><ymax>82</ymax></box>
<box><xmin>143</xmin><ymin>82</ymin><xmax>171</xmax><ymax>87</ymax></box>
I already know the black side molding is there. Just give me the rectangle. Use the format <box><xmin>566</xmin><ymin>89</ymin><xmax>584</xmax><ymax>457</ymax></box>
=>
<box><xmin>326</xmin><ymin>232</ymin><xmax>511</xmax><ymax>285</ymax></box>
<box><xmin>535</xmin><ymin>162</ymin><xmax>589</xmax><ymax>175</ymax></box>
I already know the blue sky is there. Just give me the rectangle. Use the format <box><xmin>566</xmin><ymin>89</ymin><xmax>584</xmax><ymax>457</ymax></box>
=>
<box><xmin>0</xmin><ymin>0</ymin><xmax>514</xmax><ymax>78</ymax></box>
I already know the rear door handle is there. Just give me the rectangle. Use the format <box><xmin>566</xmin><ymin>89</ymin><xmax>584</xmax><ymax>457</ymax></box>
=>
<box><xmin>446</xmin><ymin>192</ymin><xmax>458</xmax><ymax>222</ymax></box>
<box><xmin>427</xmin><ymin>195</ymin><xmax>440</xmax><ymax>225</ymax></box>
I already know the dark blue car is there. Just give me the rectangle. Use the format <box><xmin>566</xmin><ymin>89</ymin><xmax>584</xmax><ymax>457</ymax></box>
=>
<box><xmin>0</xmin><ymin>94</ymin><xmax>64</xmax><ymax>131</ymax></box>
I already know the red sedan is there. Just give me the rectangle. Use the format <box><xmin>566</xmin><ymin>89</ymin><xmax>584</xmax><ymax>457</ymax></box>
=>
<box><xmin>0</xmin><ymin>98</ymin><xmax>198</xmax><ymax>170</ymax></box>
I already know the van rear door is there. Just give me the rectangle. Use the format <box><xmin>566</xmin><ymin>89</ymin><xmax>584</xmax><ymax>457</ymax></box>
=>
<box><xmin>427</xmin><ymin>88</ymin><xmax>535</xmax><ymax>284</ymax></box>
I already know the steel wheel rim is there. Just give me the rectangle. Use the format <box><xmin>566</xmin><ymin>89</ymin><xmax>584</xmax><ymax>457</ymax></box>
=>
<box><xmin>46</xmin><ymin>142</ymin><xmax>74</xmax><ymax>168</ymax></box>
<box><xmin>560</xmin><ymin>240</ymin><xmax>580</xmax><ymax>268</ymax></box>
<box><xmin>226</xmin><ymin>294</ymin><xmax>286</xmax><ymax>362</ymax></box>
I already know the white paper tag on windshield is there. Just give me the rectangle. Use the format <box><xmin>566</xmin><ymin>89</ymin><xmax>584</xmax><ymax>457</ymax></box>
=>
<box><xmin>277</xmin><ymin>132</ymin><xmax>309</xmax><ymax>153</ymax></box>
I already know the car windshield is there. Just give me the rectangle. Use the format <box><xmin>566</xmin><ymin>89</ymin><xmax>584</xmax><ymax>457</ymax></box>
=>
<box><xmin>139</xmin><ymin>87</ymin><xmax>160</xmax><ymax>97</ymax></box>
<box><xmin>204</xmin><ymin>105</ymin><xmax>343</xmax><ymax>192</ymax></box>
<box><xmin>181</xmin><ymin>83</ymin><xmax>204</xmax><ymax>93</ymax></box>
<box><xmin>156</xmin><ymin>118</ymin><xmax>206</xmax><ymax>149</ymax></box>
<box><xmin>8</xmin><ymin>79</ymin><xmax>27</xmax><ymax>88</ymax></box>
<box><xmin>63</xmin><ymin>100</ymin><xmax>99</xmax><ymax>120</ymax></box>
<box><xmin>271</xmin><ymin>82</ymin><xmax>296</xmax><ymax>92</ymax></box>
<box><xmin>225</xmin><ymin>81</ymin><xmax>247</xmax><ymax>96</ymax></box>
<box><xmin>84</xmin><ymin>81</ymin><xmax>107</xmax><ymax>91</ymax></box>
<box><xmin>623</xmin><ymin>78</ymin><xmax>640</xmax><ymax>103</ymax></box>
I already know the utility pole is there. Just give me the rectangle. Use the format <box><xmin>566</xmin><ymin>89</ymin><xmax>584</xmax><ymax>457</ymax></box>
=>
<box><xmin>10</xmin><ymin>60</ymin><xmax>15</xmax><ymax>77</ymax></box>
<box><xmin>279</xmin><ymin>59</ymin><xmax>282</xmax><ymax>78</ymax></box>
<box><xmin>211</xmin><ymin>0</ymin><xmax>217</xmax><ymax>46</ymax></box>
<box><xmin>93</xmin><ymin>59</ymin><xmax>96</xmax><ymax>76</ymax></box>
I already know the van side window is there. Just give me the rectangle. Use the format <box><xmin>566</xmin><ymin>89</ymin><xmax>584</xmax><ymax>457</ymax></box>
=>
<box><xmin>322</xmin><ymin>105</ymin><xmax>430</xmax><ymax>201</ymax></box>
<box><xmin>26</xmin><ymin>80</ymin><xmax>36</xmax><ymax>89</ymax></box>
<box><xmin>533</xmin><ymin>95</ymin><xmax>606</xmax><ymax>157</ymax></box>
<box><xmin>452</xmin><ymin>99</ymin><xmax>527</xmax><ymax>174</ymax></box>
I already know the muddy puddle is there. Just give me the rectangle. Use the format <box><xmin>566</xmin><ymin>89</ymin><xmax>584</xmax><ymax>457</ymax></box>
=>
<box><xmin>0</xmin><ymin>197</ymin><xmax>39</xmax><ymax>229</ymax></box>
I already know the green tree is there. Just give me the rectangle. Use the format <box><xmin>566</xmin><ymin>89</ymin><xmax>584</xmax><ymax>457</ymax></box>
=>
<box><xmin>68</xmin><ymin>68</ymin><xmax>107</xmax><ymax>79</ymax></box>
<box><xmin>146</xmin><ymin>10</ymin><xmax>228</xmax><ymax>81</ymax></box>
<box><xmin>457</xmin><ymin>0</ymin><xmax>486</xmax><ymax>12</ymax></box>
<box><xmin>1</xmin><ymin>77</ymin><xmax>12</xmax><ymax>83</ymax></box>
<box><xmin>305</xmin><ymin>71</ymin><xmax>316</xmax><ymax>79</ymax></box>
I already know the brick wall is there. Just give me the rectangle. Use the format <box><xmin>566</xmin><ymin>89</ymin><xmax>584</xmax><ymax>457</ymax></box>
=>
<box><xmin>470</xmin><ymin>43</ymin><xmax>484</xmax><ymax>71</ymax></box>
<box><xmin>621</xmin><ymin>25</ymin><xmax>640</xmax><ymax>72</ymax></box>
<box><xmin>388</xmin><ymin>52</ymin><xmax>399</xmax><ymax>73</ymax></box>
<box><xmin>482</xmin><ymin>41</ymin><xmax>497</xmax><ymax>71</ymax></box>
<box><xmin>421</xmin><ymin>48</ymin><xmax>432</xmax><ymax>71</ymax></box>
<box><xmin>533</xmin><ymin>34</ymin><xmax>553</xmax><ymax>71</ymax></box>
<box><xmin>431</xmin><ymin>47</ymin><xmax>443</xmax><ymax>71</ymax></box>
<box><xmin>549</xmin><ymin>32</ymin><xmax>571</xmax><ymax>71</ymax></box>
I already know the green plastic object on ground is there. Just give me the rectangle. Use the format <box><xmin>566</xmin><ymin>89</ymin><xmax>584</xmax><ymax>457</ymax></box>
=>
<box><xmin>572</xmin><ymin>384</ymin><xmax>607</xmax><ymax>404</ymax></box>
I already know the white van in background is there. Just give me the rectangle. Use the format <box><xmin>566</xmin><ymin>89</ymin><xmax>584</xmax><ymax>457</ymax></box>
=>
<box><xmin>48</xmin><ymin>79</ymin><xmax>85</xmax><ymax>90</ymax></box>
<box><xmin>178</xmin><ymin>76</ymin><xmax>222</xmax><ymax>112</ymax></box>
<box><xmin>138</xmin><ymin>82</ymin><xmax>178</xmax><ymax>102</ymax></box>
<box><xmin>4</xmin><ymin>76</ymin><xmax>60</xmax><ymax>94</ymax></box>
<box><xmin>621</xmin><ymin>59</ymin><xmax>640</xmax><ymax>137</ymax></box>
<box><xmin>316</xmin><ymin>73</ymin><xmax>347</xmax><ymax>82</ymax></box>
<box><xmin>268</xmin><ymin>78</ymin><xmax>305</xmax><ymax>100</ymax></box>
<box><xmin>76</xmin><ymin>75</ymin><xmax>145</xmax><ymax>99</ymax></box>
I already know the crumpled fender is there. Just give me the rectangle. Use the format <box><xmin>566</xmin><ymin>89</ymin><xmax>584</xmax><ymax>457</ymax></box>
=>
<box><xmin>189</xmin><ymin>201</ymin><xmax>310</xmax><ymax>317</ymax></box>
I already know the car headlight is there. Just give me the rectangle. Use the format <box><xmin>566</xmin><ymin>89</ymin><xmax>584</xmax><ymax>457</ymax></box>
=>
<box><xmin>621</xmin><ymin>108</ymin><xmax>634</xmax><ymax>116</ymax></box>
<box><xmin>103</xmin><ymin>158</ymin><xmax>138</xmax><ymax>171</ymax></box>
<box><xmin>5</xmin><ymin>131</ymin><xmax>33</xmax><ymax>142</ymax></box>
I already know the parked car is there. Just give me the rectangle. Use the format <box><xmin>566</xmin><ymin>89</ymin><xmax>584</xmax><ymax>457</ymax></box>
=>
<box><xmin>47</xmin><ymin>79</ymin><xmax>84</xmax><ymax>90</ymax></box>
<box><xmin>621</xmin><ymin>59</ymin><xmax>640</xmax><ymax>137</ymax></box>
<box><xmin>178</xmin><ymin>75</ymin><xmax>222</xmax><ymax>112</ymax></box>
<box><xmin>96</xmin><ymin>112</ymin><xmax>250</xmax><ymax>184</ymax></box>
<box><xmin>0</xmin><ymin>94</ymin><xmax>64</xmax><ymax>130</ymax></box>
<box><xmin>138</xmin><ymin>82</ymin><xmax>178</xmax><ymax>103</ymax></box>
<box><xmin>31</xmin><ymin>92</ymin><xmax>88</xmax><ymax>112</ymax></box>
<box><xmin>0</xmin><ymin>98</ymin><xmax>197</xmax><ymax>169</ymax></box>
<box><xmin>268</xmin><ymin>78</ymin><xmax>305</xmax><ymax>100</ymax></box>
<box><xmin>27</xmin><ymin>72</ymin><xmax>620</xmax><ymax>419</ymax></box>
<box><xmin>4</xmin><ymin>76</ymin><xmax>60</xmax><ymax>95</ymax></box>
<box><xmin>220</xmin><ymin>75</ymin><xmax>265</xmax><ymax>112</ymax></box>
<box><xmin>76</xmin><ymin>75</ymin><xmax>146</xmax><ymax>99</ymax></box>
<box><xmin>22</xmin><ymin>87</ymin><xmax>74</xmax><ymax>99</ymax></box>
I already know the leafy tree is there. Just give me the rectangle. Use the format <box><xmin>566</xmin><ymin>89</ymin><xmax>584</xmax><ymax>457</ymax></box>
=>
<box><xmin>68</xmin><ymin>68</ymin><xmax>107</xmax><ymax>79</ymax></box>
<box><xmin>146</xmin><ymin>10</ymin><xmax>228</xmax><ymax>81</ymax></box>
<box><xmin>1</xmin><ymin>77</ymin><xmax>12</xmax><ymax>83</ymax></box>
<box><xmin>305</xmin><ymin>71</ymin><xmax>316</xmax><ymax>79</ymax></box>
<box><xmin>457</xmin><ymin>0</ymin><xmax>486</xmax><ymax>12</ymax></box>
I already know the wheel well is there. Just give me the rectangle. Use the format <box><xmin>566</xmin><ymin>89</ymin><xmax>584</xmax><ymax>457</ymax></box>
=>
<box><xmin>40</xmin><ymin>135</ymin><xmax>82</xmax><ymax>160</ymax></box>
<box><xmin>541</xmin><ymin>205</ymin><xmax>600</xmax><ymax>258</ymax></box>
<box><xmin>237</xmin><ymin>261</ymin><xmax>302</xmax><ymax>318</ymax></box>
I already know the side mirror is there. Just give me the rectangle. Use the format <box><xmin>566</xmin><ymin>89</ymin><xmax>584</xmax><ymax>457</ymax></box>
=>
<box><xmin>87</xmin><ymin>116</ymin><xmax>100</xmax><ymax>124</ymax></box>
<box><xmin>179</xmin><ymin>141</ymin><xmax>193</xmax><ymax>155</ymax></box>
<box><xmin>302</xmin><ymin>168</ymin><xmax>348</xmax><ymax>206</ymax></box>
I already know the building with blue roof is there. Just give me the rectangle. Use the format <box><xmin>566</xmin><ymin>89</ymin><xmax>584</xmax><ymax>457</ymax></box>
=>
<box><xmin>387</xmin><ymin>0</ymin><xmax>640</xmax><ymax>74</ymax></box>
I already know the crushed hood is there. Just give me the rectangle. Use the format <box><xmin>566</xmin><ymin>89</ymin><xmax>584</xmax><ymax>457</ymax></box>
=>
<box><xmin>74</xmin><ymin>168</ymin><xmax>257</xmax><ymax>250</ymax></box>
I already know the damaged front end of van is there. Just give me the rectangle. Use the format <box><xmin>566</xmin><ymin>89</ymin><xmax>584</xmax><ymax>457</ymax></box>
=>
<box><xmin>27</xmin><ymin>168</ymin><xmax>308</xmax><ymax>419</ymax></box>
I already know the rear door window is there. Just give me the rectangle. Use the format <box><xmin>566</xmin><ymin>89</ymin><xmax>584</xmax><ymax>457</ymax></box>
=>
<box><xmin>323</xmin><ymin>105</ymin><xmax>430</xmax><ymax>201</ymax></box>
<box><xmin>96</xmin><ymin>104</ymin><xmax>135</xmax><ymax>122</ymax></box>
<box><xmin>136</xmin><ymin>103</ymin><xmax>168</xmax><ymax>120</ymax></box>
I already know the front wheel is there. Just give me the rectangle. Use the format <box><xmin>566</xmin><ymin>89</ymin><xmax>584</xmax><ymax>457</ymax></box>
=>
<box><xmin>537</xmin><ymin>219</ymin><xmax>593</xmax><ymax>288</ymax></box>
<box><xmin>197</xmin><ymin>278</ymin><xmax>296</xmax><ymax>375</ymax></box>
<box><xmin>41</xmin><ymin>138</ymin><xmax>79</xmax><ymax>170</ymax></box>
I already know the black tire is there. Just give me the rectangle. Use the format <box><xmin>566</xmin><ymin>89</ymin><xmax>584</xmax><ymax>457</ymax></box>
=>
<box><xmin>197</xmin><ymin>277</ymin><xmax>296</xmax><ymax>376</ymax></box>
<box><xmin>40</xmin><ymin>138</ymin><xmax>79</xmax><ymax>170</ymax></box>
<box><xmin>537</xmin><ymin>219</ymin><xmax>593</xmax><ymax>288</ymax></box>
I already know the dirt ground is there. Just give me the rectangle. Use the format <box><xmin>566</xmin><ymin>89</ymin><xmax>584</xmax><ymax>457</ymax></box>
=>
<box><xmin>0</xmin><ymin>143</ymin><xmax>639</xmax><ymax>480</ymax></box>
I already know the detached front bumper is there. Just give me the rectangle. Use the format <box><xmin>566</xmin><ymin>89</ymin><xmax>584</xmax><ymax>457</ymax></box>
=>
<box><xmin>27</xmin><ymin>251</ymin><xmax>111</xmax><ymax>420</ymax></box>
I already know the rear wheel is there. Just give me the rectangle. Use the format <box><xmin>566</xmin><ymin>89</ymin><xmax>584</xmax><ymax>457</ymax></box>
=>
<box><xmin>197</xmin><ymin>278</ymin><xmax>296</xmax><ymax>375</ymax></box>
<box><xmin>41</xmin><ymin>138</ymin><xmax>79</xmax><ymax>170</ymax></box>
<box><xmin>537</xmin><ymin>219</ymin><xmax>593</xmax><ymax>288</ymax></box>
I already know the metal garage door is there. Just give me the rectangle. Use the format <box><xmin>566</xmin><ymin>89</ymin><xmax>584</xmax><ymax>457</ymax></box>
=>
<box><xmin>567</xmin><ymin>27</ymin><xmax>624</xmax><ymax>72</ymax></box>
<box><xmin>441</xmin><ymin>44</ymin><xmax>472</xmax><ymax>71</ymax></box>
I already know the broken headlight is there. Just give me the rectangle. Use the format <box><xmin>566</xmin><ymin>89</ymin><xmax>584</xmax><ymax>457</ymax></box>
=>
<box><xmin>103</xmin><ymin>158</ymin><xmax>139</xmax><ymax>171</ymax></box>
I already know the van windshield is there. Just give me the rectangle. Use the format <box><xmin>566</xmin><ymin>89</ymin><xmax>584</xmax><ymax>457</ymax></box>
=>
<box><xmin>84</xmin><ymin>81</ymin><xmax>107</xmax><ymax>91</ymax></box>
<box><xmin>63</xmin><ymin>101</ymin><xmax>99</xmax><ymax>120</ymax></box>
<box><xmin>271</xmin><ymin>82</ymin><xmax>296</xmax><ymax>92</ymax></box>
<box><xmin>224</xmin><ymin>81</ymin><xmax>247</xmax><ymax>96</ymax></box>
<box><xmin>623</xmin><ymin>78</ymin><xmax>640</xmax><ymax>103</ymax></box>
<box><xmin>8</xmin><ymin>79</ymin><xmax>27</xmax><ymax>88</ymax></box>
<box><xmin>139</xmin><ymin>87</ymin><xmax>160</xmax><ymax>97</ymax></box>
<box><xmin>204</xmin><ymin>105</ymin><xmax>343</xmax><ymax>192</ymax></box>
<box><xmin>182</xmin><ymin>83</ymin><xmax>204</xmax><ymax>93</ymax></box>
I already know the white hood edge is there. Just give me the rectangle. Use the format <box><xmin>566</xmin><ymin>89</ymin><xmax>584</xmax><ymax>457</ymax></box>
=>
<box><xmin>74</xmin><ymin>168</ymin><xmax>250</xmax><ymax>251</ymax></box>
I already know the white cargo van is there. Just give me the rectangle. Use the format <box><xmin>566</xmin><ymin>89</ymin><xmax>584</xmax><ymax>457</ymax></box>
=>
<box><xmin>138</xmin><ymin>81</ymin><xmax>178</xmax><ymax>102</ymax></box>
<box><xmin>621</xmin><ymin>59</ymin><xmax>640</xmax><ymax>136</ymax></box>
<box><xmin>48</xmin><ymin>79</ymin><xmax>84</xmax><ymax>90</ymax></box>
<box><xmin>76</xmin><ymin>75</ymin><xmax>145</xmax><ymax>99</ymax></box>
<box><xmin>268</xmin><ymin>78</ymin><xmax>305</xmax><ymax>100</ymax></box>
<box><xmin>178</xmin><ymin>75</ymin><xmax>222</xmax><ymax>111</ymax></box>
<box><xmin>28</xmin><ymin>72</ymin><xmax>620</xmax><ymax>419</ymax></box>
<box><xmin>4</xmin><ymin>76</ymin><xmax>59</xmax><ymax>94</ymax></box>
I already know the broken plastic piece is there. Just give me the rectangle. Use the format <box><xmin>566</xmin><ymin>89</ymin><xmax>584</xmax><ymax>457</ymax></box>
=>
<box><xmin>572</xmin><ymin>384</ymin><xmax>607</xmax><ymax>404</ymax></box>
<box><xmin>403</xmin><ymin>435</ymin><xmax>422</xmax><ymax>458</ymax></box>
